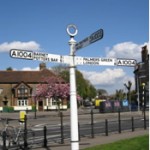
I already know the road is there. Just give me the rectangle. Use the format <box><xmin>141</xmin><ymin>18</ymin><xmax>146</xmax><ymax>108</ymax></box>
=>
<box><xmin>0</xmin><ymin>109</ymin><xmax>149</xmax><ymax>149</ymax></box>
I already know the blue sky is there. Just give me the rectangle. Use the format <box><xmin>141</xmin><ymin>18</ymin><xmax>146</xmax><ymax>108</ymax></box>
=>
<box><xmin>0</xmin><ymin>0</ymin><xmax>148</xmax><ymax>94</ymax></box>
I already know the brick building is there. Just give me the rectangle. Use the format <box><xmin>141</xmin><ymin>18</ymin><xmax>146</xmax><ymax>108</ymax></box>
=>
<box><xmin>0</xmin><ymin>63</ymin><xmax>67</xmax><ymax>111</ymax></box>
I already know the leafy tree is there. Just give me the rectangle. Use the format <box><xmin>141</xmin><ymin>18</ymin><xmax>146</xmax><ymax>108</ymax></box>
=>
<box><xmin>36</xmin><ymin>76</ymin><xmax>70</xmax><ymax>113</ymax></box>
<box><xmin>52</xmin><ymin>66</ymin><xmax>97</xmax><ymax>100</ymax></box>
<box><xmin>115</xmin><ymin>89</ymin><xmax>126</xmax><ymax>100</ymax></box>
<box><xmin>6</xmin><ymin>67</ymin><xmax>13</xmax><ymax>71</ymax></box>
<box><xmin>36</xmin><ymin>76</ymin><xmax>70</xmax><ymax>99</ymax></box>
<box><xmin>97</xmin><ymin>89</ymin><xmax>108</xmax><ymax>97</ymax></box>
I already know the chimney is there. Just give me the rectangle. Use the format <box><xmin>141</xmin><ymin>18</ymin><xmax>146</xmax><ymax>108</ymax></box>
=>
<box><xmin>39</xmin><ymin>63</ymin><xmax>46</xmax><ymax>70</ymax></box>
<box><xmin>141</xmin><ymin>46</ymin><xmax>148</xmax><ymax>62</ymax></box>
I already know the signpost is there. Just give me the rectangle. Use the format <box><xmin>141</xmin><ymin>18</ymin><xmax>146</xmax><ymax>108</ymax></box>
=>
<box><xmin>10</xmin><ymin>24</ymin><xmax>137</xmax><ymax>150</ymax></box>
<box><xmin>74</xmin><ymin>56</ymin><xmax>116</xmax><ymax>66</ymax></box>
<box><xmin>10</xmin><ymin>49</ymin><xmax>71</xmax><ymax>64</ymax></box>
<box><xmin>75</xmin><ymin>29</ymin><xmax>103</xmax><ymax>50</ymax></box>
<box><xmin>10</xmin><ymin>50</ymin><xmax>136</xmax><ymax>67</ymax></box>
<box><xmin>117</xmin><ymin>58</ymin><xmax>136</xmax><ymax>67</ymax></box>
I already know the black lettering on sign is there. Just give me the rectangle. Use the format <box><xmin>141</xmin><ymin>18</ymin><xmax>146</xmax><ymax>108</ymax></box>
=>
<box><xmin>90</xmin><ymin>29</ymin><xmax>103</xmax><ymax>43</ymax></box>
<box><xmin>10</xmin><ymin>49</ymin><xmax>33</xmax><ymax>60</ymax></box>
<box><xmin>117</xmin><ymin>59</ymin><xmax>136</xmax><ymax>67</ymax></box>
<box><xmin>11</xmin><ymin>50</ymin><xmax>17</xmax><ymax>57</ymax></box>
<box><xmin>51</xmin><ymin>58</ymin><xmax>58</xmax><ymax>62</ymax></box>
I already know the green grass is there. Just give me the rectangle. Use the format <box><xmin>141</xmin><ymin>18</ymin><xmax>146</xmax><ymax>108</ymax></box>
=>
<box><xmin>83</xmin><ymin>135</ymin><xmax>149</xmax><ymax>150</ymax></box>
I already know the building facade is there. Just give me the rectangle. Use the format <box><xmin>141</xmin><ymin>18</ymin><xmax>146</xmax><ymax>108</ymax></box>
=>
<box><xmin>0</xmin><ymin>63</ymin><xmax>67</xmax><ymax>111</ymax></box>
<box><xmin>134</xmin><ymin>45</ymin><xmax>149</xmax><ymax>108</ymax></box>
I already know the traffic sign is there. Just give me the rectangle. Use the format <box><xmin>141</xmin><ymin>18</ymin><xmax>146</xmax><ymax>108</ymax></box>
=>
<box><xmin>10</xmin><ymin>49</ymin><xmax>33</xmax><ymax>60</ymax></box>
<box><xmin>75</xmin><ymin>56</ymin><xmax>116</xmax><ymax>66</ymax></box>
<box><xmin>116</xmin><ymin>58</ymin><xmax>136</xmax><ymax>67</ymax></box>
<box><xmin>10</xmin><ymin>49</ymin><xmax>137</xmax><ymax>67</ymax></box>
<box><xmin>10</xmin><ymin>49</ymin><xmax>71</xmax><ymax>64</ymax></box>
<box><xmin>75</xmin><ymin>29</ymin><xmax>103</xmax><ymax>50</ymax></box>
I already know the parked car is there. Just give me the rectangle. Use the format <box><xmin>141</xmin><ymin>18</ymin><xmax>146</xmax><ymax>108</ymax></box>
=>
<box><xmin>83</xmin><ymin>101</ymin><xmax>93</xmax><ymax>107</ymax></box>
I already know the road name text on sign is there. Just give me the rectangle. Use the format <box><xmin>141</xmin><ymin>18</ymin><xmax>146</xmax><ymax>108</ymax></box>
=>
<box><xmin>75</xmin><ymin>29</ymin><xmax>103</xmax><ymax>50</ymax></box>
<box><xmin>75</xmin><ymin>56</ymin><xmax>116</xmax><ymax>66</ymax></box>
<box><xmin>10</xmin><ymin>49</ymin><xmax>71</xmax><ymax>64</ymax></box>
<box><xmin>117</xmin><ymin>58</ymin><xmax>136</xmax><ymax>67</ymax></box>
<box><xmin>33</xmin><ymin>52</ymin><xmax>61</xmax><ymax>63</ymax></box>
<box><xmin>10</xmin><ymin>49</ymin><xmax>136</xmax><ymax>67</ymax></box>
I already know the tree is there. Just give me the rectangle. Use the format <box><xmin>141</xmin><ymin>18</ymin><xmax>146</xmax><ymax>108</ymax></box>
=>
<box><xmin>115</xmin><ymin>89</ymin><xmax>126</xmax><ymax>100</ymax></box>
<box><xmin>6</xmin><ymin>67</ymin><xmax>13</xmax><ymax>71</ymax></box>
<box><xmin>52</xmin><ymin>65</ymin><xmax>97</xmax><ymax>100</ymax></box>
<box><xmin>124</xmin><ymin>81</ymin><xmax>132</xmax><ymax>104</ymax></box>
<box><xmin>97</xmin><ymin>89</ymin><xmax>108</xmax><ymax>98</ymax></box>
<box><xmin>36</xmin><ymin>76</ymin><xmax>70</xmax><ymax>112</ymax></box>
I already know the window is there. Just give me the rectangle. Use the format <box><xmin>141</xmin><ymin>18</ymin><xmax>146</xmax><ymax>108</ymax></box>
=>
<box><xmin>17</xmin><ymin>85</ymin><xmax>28</xmax><ymax>98</ymax></box>
<box><xmin>17</xmin><ymin>99</ymin><xmax>28</xmax><ymax>106</ymax></box>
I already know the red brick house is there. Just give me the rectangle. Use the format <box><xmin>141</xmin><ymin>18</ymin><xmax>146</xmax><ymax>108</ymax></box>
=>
<box><xmin>0</xmin><ymin>63</ymin><xmax>67</xmax><ymax>111</ymax></box>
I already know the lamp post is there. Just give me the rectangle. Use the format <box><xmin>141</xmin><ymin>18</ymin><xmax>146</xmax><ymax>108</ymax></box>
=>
<box><xmin>142</xmin><ymin>83</ymin><xmax>146</xmax><ymax>129</ymax></box>
<box><xmin>67</xmin><ymin>24</ymin><xmax>79</xmax><ymax>150</ymax></box>
<box><xmin>142</xmin><ymin>83</ymin><xmax>146</xmax><ymax>114</ymax></box>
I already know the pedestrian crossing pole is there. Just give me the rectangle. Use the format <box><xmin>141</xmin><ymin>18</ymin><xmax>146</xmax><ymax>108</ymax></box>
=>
<box><xmin>67</xmin><ymin>24</ymin><xmax>79</xmax><ymax>150</ymax></box>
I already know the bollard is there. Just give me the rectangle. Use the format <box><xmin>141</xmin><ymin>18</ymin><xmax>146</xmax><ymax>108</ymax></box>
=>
<box><xmin>118</xmin><ymin>110</ymin><xmax>121</xmax><ymax>133</ymax></box>
<box><xmin>43</xmin><ymin>126</ymin><xmax>47</xmax><ymax>147</ymax></box>
<box><xmin>24</xmin><ymin>115</ymin><xmax>28</xmax><ymax>149</ymax></box>
<box><xmin>131</xmin><ymin>117</ymin><xmax>134</xmax><ymax>132</ymax></box>
<box><xmin>143</xmin><ymin>112</ymin><xmax>147</xmax><ymax>130</ymax></box>
<box><xmin>6</xmin><ymin>118</ymin><xmax>9</xmax><ymax>125</ymax></box>
<box><xmin>91</xmin><ymin>109</ymin><xmax>94</xmax><ymax>138</ymax></box>
<box><xmin>2</xmin><ymin>131</ymin><xmax>7</xmax><ymax>150</ymax></box>
<box><xmin>78</xmin><ymin>123</ymin><xmax>80</xmax><ymax>141</ymax></box>
<box><xmin>105</xmin><ymin>119</ymin><xmax>108</xmax><ymax>136</ymax></box>
<box><xmin>60</xmin><ymin>112</ymin><xmax>64</xmax><ymax>144</ymax></box>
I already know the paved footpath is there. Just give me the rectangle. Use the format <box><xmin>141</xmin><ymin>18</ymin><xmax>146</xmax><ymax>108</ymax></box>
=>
<box><xmin>32</xmin><ymin>129</ymin><xmax>148</xmax><ymax>150</ymax></box>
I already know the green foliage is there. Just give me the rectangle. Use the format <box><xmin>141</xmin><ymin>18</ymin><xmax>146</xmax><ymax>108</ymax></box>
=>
<box><xmin>32</xmin><ymin>105</ymin><xmax>36</xmax><ymax>111</ymax></box>
<box><xmin>3</xmin><ymin>106</ymin><xmax>14</xmax><ymax>112</ymax></box>
<box><xmin>52</xmin><ymin>66</ymin><xmax>97</xmax><ymax>100</ymax></box>
<box><xmin>6</xmin><ymin>67</ymin><xmax>13</xmax><ymax>71</ymax></box>
<box><xmin>84</xmin><ymin>135</ymin><xmax>149</xmax><ymax>150</ymax></box>
<box><xmin>97</xmin><ymin>89</ymin><xmax>108</xmax><ymax>97</ymax></box>
<box><xmin>115</xmin><ymin>89</ymin><xmax>126</xmax><ymax>100</ymax></box>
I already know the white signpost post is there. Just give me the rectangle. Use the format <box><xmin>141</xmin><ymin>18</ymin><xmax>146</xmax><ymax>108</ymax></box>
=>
<box><xmin>10</xmin><ymin>24</ymin><xmax>136</xmax><ymax>150</ymax></box>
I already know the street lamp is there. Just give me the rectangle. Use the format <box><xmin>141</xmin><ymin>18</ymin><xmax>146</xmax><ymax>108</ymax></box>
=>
<box><xmin>141</xmin><ymin>83</ymin><xmax>146</xmax><ymax>129</ymax></box>
<box><xmin>142</xmin><ymin>83</ymin><xmax>145</xmax><ymax>113</ymax></box>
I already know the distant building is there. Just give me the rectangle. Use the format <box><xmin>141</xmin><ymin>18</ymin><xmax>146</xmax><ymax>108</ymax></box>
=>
<box><xmin>134</xmin><ymin>45</ymin><xmax>149</xmax><ymax>107</ymax></box>
<box><xmin>0</xmin><ymin>63</ymin><xmax>67</xmax><ymax>111</ymax></box>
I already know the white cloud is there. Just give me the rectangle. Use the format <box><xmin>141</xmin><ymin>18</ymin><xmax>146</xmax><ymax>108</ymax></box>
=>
<box><xmin>21</xmin><ymin>67</ymin><xmax>39</xmax><ymax>71</ymax></box>
<box><xmin>81</xmin><ymin>68</ymin><xmax>126</xmax><ymax>85</ymax></box>
<box><xmin>81</xmin><ymin>68</ymin><xmax>135</xmax><ymax>94</ymax></box>
<box><xmin>106</xmin><ymin>41</ymin><xmax>148</xmax><ymax>61</ymax></box>
<box><xmin>0</xmin><ymin>41</ymin><xmax>41</xmax><ymax>52</ymax></box>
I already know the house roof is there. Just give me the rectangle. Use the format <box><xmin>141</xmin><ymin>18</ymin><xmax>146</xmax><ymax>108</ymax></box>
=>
<box><xmin>0</xmin><ymin>69</ymin><xmax>56</xmax><ymax>84</ymax></box>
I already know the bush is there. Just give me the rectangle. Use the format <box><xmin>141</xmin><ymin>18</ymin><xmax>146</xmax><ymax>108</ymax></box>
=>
<box><xmin>3</xmin><ymin>106</ymin><xmax>14</xmax><ymax>112</ymax></box>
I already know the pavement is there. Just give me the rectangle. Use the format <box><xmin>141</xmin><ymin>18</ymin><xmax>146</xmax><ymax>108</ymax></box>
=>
<box><xmin>33</xmin><ymin>129</ymin><xmax>149</xmax><ymax>150</ymax></box>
